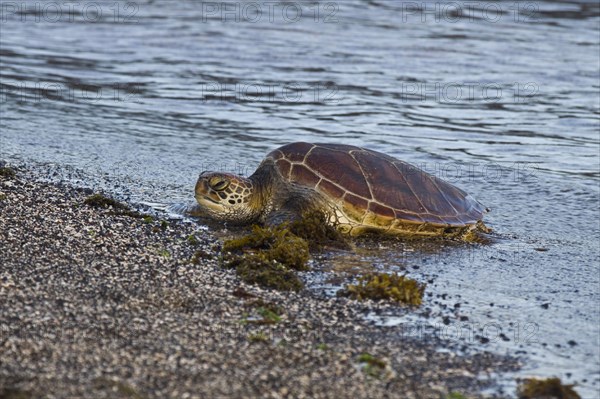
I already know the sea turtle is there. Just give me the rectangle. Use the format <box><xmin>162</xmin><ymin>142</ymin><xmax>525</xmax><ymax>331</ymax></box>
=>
<box><xmin>194</xmin><ymin>142</ymin><xmax>489</xmax><ymax>237</ymax></box>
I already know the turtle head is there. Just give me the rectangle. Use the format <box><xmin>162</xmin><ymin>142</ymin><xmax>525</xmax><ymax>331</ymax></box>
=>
<box><xmin>194</xmin><ymin>171</ymin><xmax>260</xmax><ymax>224</ymax></box>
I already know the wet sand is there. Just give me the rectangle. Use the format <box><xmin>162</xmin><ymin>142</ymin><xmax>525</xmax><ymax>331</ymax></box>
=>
<box><xmin>0</xmin><ymin>166</ymin><xmax>518</xmax><ymax>399</ymax></box>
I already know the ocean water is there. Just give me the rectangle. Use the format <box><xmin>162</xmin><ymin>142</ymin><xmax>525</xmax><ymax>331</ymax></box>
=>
<box><xmin>1</xmin><ymin>1</ymin><xmax>599</xmax><ymax>396</ymax></box>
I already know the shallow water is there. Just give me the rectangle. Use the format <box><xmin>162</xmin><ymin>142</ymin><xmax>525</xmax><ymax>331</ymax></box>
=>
<box><xmin>1</xmin><ymin>0</ymin><xmax>599</xmax><ymax>396</ymax></box>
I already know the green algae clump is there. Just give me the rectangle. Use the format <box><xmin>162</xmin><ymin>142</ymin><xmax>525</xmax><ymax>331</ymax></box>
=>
<box><xmin>247</xmin><ymin>299</ymin><xmax>284</xmax><ymax>319</ymax></box>
<box><xmin>220</xmin><ymin>211</ymin><xmax>353</xmax><ymax>291</ymax></box>
<box><xmin>187</xmin><ymin>233</ymin><xmax>199</xmax><ymax>245</ymax></box>
<box><xmin>247</xmin><ymin>331</ymin><xmax>269</xmax><ymax>343</ymax></box>
<box><xmin>0</xmin><ymin>167</ymin><xmax>16</xmax><ymax>178</ymax></box>
<box><xmin>240</xmin><ymin>302</ymin><xmax>283</xmax><ymax>325</ymax></box>
<box><xmin>517</xmin><ymin>377</ymin><xmax>580</xmax><ymax>399</ymax></box>
<box><xmin>224</xmin><ymin>224</ymin><xmax>309</xmax><ymax>270</ymax></box>
<box><xmin>231</xmin><ymin>255</ymin><xmax>303</xmax><ymax>291</ymax></box>
<box><xmin>339</xmin><ymin>273</ymin><xmax>426</xmax><ymax>306</ymax></box>
<box><xmin>223</xmin><ymin>224</ymin><xmax>310</xmax><ymax>291</ymax></box>
<box><xmin>288</xmin><ymin>210</ymin><xmax>350</xmax><ymax>250</ymax></box>
<box><xmin>357</xmin><ymin>353</ymin><xmax>388</xmax><ymax>379</ymax></box>
<box><xmin>190</xmin><ymin>249</ymin><xmax>213</xmax><ymax>264</ymax></box>
<box><xmin>83</xmin><ymin>193</ymin><xmax>144</xmax><ymax>218</ymax></box>
<box><xmin>84</xmin><ymin>194</ymin><xmax>128</xmax><ymax>209</ymax></box>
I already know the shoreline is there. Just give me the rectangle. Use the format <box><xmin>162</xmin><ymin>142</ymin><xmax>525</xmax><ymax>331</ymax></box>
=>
<box><xmin>0</xmin><ymin>165</ymin><xmax>519</xmax><ymax>399</ymax></box>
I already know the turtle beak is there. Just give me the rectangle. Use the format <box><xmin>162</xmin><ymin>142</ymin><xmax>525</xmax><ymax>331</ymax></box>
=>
<box><xmin>195</xmin><ymin>177</ymin><xmax>208</xmax><ymax>194</ymax></box>
<box><xmin>195</xmin><ymin>177</ymin><xmax>220</xmax><ymax>203</ymax></box>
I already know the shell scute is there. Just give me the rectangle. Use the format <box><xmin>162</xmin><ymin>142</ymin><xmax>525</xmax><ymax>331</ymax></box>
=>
<box><xmin>265</xmin><ymin>142</ymin><xmax>486</xmax><ymax>230</ymax></box>
<box><xmin>393</xmin><ymin>209</ymin><xmax>425</xmax><ymax>224</ymax></box>
<box><xmin>274</xmin><ymin>142</ymin><xmax>315</xmax><ymax>162</ymax></box>
<box><xmin>368</xmin><ymin>201</ymin><xmax>395</xmax><ymax>219</ymax></box>
<box><xmin>275</xmin><ymin>159</ymin><xmax>291</xmax><ymax>179</ymax></box>
<box><xmin>290</xmin><ymin>164</ymin><xmax>320</xmax><ymax>187</ymax></box>
<box><xmin>403</xmin><ymin>169</ymin><xmax>459</xmax><ymax>218</ymax></box>
<box><xmin>317</xmin><ymin>180</ymin><xmax>345</xmax><ymax>200</ymax></box>
<box><xmin>342</xmin><ymin>193</ymin><xmax>368</xmax><ymax>220</ymax></box>
<box><xmin>352</xmin><ymin>151</ymin><xmax>419</xmax><ymax>212</ymax></box>
<box><xmin>305</xmin><ymin>146</ymin><xmax>371</xmax><ymax>199</ymax></box>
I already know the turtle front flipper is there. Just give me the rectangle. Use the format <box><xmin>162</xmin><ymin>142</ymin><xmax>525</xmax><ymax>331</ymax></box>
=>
<box><xmin>264</xmin><ymin>209</ymin><xmax>303</xmax><ymax>227</ymax></box>
<box><xmin>168</xmin><ymin>203</ymin><xmax>208</xmax><ymax>217</ymax></box>
<box><xmin>184</xmin><ymin>204</ymin><xmax>209</xmax><ymax>217</ymax></box>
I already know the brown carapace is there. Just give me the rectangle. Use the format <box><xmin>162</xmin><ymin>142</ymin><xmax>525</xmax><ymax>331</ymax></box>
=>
<box><xmin>195</xmin><ymin>142</ymin><xmax>489</xmax><ymax>237</ymax></box>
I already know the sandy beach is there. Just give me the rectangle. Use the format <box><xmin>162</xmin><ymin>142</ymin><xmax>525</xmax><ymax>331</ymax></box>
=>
<box><xmin>0</xmin><ymin>165</ymin><xmax>521</xmax><ymax>398</ymax></box>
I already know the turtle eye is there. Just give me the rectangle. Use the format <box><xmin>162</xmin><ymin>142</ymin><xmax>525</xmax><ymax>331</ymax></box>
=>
<box><xmin>209</xmin><ymin>178</ymin><xmax>229</xmax><ymax>191</ymax></box>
